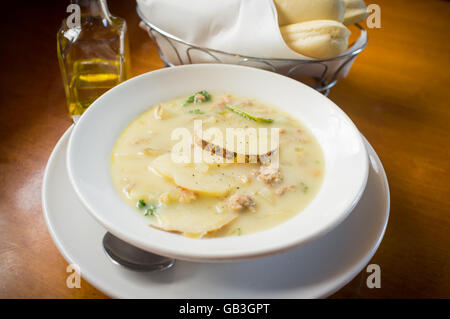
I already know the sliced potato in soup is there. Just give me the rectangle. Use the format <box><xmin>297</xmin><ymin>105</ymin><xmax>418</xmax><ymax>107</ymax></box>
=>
<box><xmin>150</xmin><ymin>153</ymin><xmax>239</xmax><ymax>196</ymax></box>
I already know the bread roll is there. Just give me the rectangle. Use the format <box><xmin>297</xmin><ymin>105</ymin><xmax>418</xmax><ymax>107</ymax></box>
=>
<box><xmin>342</xmin><ymin>0</ymin><xmax>368</xmax><ymax>25</ymax></box>
<box><xmin>280</xmin><ymin>20</ymin><xmax>350</xmax><ymax>59</ymax></box>
<box><xmin>274</xmin><ymin>0</ymin><xmax>346</xmax><ymax>26</ymax></box>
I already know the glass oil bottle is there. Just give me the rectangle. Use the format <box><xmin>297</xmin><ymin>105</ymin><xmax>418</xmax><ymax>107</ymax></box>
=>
<box><xmin>57</xmin><ymin>0</ymin><xmax>130</xmax><ymax>119</ymax></box>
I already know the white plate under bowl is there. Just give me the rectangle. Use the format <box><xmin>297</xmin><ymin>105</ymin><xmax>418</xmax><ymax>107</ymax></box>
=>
<box><xmin>66</xmin><ymin>64</ymin><xmax>369</xmax><ymax>262</ymax></box>
<box><xmin>43</xmin><ymin>126</ymin><xmax>388</xmax><ymax>298</ymax></box>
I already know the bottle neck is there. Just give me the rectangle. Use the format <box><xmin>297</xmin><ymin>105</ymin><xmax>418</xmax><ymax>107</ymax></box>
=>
<box><xmin>70</xmin><ymin>0</ymin><xmax>110</xmax><ymax>18</ymax></box>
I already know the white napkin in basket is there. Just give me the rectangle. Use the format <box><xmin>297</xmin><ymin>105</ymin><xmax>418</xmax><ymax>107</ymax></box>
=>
<box><xmin>137</xmin><ymin>0</ymin><xmax>305</xmax><ymax>59</ymax></box>
<box><xmin>137</xmin><ymin>0</ymin><xmax>367</xmax><ymax>78</ymax></box>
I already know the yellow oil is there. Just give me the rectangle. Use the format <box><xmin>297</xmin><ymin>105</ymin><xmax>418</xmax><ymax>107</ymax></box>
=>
<box><xmin>67</xmin><ymin>58</ymin><xmax>121</xmax><ymax>116</ymax></box>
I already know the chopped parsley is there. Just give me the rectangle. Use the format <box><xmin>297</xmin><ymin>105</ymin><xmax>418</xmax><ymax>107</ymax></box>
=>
<box><xmin>136</xmin><ymin>199</ymin><xmax>146</xmax><ymax>209</ymax></box>
<box><xmin>145</xmin><ymin>203</ymin><xmax>157</xmax><ymax>216</ymax></box>
<box><xmin>188</xmin><ymin>108</ymin><xmax>204</xmax><ymax>115</ymax></box>
<box><xmin>300</xmin><ymin>182</ymin><xmax>309</xmax><ymax>193</ymax></box>
<box><xmin>183</xmin><ymin>90</ymin><xmax>211</xmax><ymax>106</ymax></box>
<box><xmin>136</xmin><ymin>199</ymin><xmax>157</xmax><ymax>216</ymax></box>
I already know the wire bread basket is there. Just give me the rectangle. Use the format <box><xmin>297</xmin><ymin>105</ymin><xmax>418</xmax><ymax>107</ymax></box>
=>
<box><xmin>137</xmin><ymin>7</ymin><xmax>368</xmax><ymax>96</ymax></box>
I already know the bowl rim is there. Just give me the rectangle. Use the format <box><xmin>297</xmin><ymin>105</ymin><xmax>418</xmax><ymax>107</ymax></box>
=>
<box><xmin>67</xmin><ymin>63</ymin><xmax>369</xmax><ymax>261</ymax></box>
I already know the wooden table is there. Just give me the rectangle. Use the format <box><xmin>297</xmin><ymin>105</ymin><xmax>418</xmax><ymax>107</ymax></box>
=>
<box><xmin>1</xmin><ymin>0</ymin><xmax>448</xmax><ymax>298</ymax></box>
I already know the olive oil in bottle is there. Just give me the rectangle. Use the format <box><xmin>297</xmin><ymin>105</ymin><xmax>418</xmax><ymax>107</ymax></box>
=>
<box><xmin>57</xmin><ymin>0</ymin><xmax>130</xmax><ymax>119</ymax></box>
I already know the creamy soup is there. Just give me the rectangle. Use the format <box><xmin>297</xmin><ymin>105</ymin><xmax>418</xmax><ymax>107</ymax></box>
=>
<box><xmin>111</xmin><ymin>91</ymin><xmax>324</xmax><ymax>238</ymax></box>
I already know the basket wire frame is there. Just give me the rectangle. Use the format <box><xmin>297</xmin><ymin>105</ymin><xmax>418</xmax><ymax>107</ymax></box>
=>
<box><xmin>137</xmin><ymin>6</ymin><xmax>368</xmax><ymax>96</ymax></box>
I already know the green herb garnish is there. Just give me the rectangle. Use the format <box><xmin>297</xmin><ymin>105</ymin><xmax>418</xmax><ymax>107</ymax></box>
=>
<box><xmin>183</xmin><ymin>90</ymin><xmax>211</xmax><ymax>106</ymax></box>
<box><xmin>144</xmin><ymin>203</ymin><xmax>157</xmax><ymax>216</ymax></box>
<box><xmin>188</xmin><ymin>108</ymin><xmax>204</xmax><ymax>115</ymax></box>
<box><xmin>137</xmin><ymin>199</ymin><xmax>157</xmax><ymax>216</ymax></box>
<box><xmin>184</xmin><ymin>95</ymin><xmax>195</xmax><ymax>105</ymax></box>
<box><xmin>137</xmin><ymin>199</ymin><xmax>146</xmax><ymax>209</ymax></box>
<box><xmin>225</xmin><ymin>104</ymin><xmax>273</xmax><ymax>123</ymax></box>
<box><xmin>300</xmin><ymin>182</ymin><xmax>309</xmax><ymax>193</ymax></box>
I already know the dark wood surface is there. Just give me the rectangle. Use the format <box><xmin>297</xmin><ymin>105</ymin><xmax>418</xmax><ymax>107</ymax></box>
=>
<box><xmin>0</xmin><ymin>0</ymin><xmax>449</xmax><ymax>298</ymax></box>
